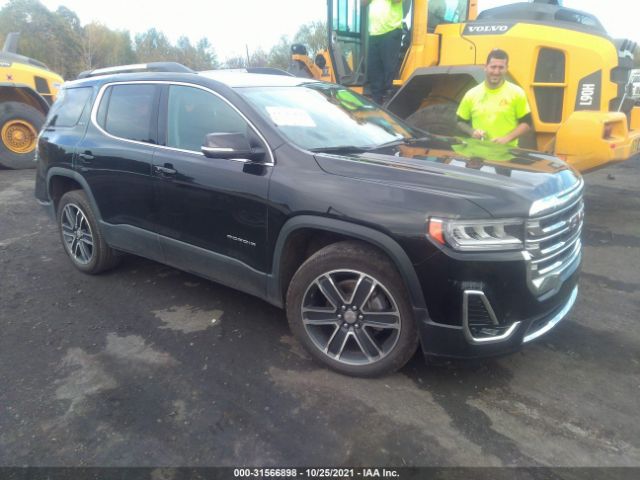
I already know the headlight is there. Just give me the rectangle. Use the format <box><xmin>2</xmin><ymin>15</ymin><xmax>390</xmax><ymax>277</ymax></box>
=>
<box><xmin>429</xmin><ymin>218</ymin><xmax>524</xmax><ymax>251</ymax></box>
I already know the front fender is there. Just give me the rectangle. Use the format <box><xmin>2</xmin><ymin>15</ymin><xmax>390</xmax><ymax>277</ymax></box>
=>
<box><xmin>267</xmin><ymin>215</ymin><xmax>427</xmax><ymax>310</ymax></box>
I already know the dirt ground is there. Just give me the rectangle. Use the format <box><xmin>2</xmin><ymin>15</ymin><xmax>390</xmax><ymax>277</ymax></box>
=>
<box><xmin>1</xmin><ymin>159</ymin><xmax>639</xmax><ymax>468</ymax></box>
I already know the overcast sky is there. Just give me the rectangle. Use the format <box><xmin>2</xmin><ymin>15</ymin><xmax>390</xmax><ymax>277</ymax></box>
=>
<box><xmin>4</xmin><ymin>0</ymin><xmax>637</xmax><ymax>61</ymax></box>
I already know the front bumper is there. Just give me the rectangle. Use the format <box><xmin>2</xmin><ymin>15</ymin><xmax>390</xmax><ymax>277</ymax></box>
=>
<box><xmin>415</xmin><ymin>284</ymin><xmax>578</xmax><ymax>358</ymax></box>
<box><xmin>412</xmin><ymin>234</ymin><xmax>581</xmax><ymax>358</ymax></box>
<box><xmin>415</xmin><ymin>274</ymin><xmax>579</xmax><ymax>359</ymax></box>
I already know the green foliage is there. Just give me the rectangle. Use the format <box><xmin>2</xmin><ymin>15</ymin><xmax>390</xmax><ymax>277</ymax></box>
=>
<box><xmin>82</xmin><ymin>23</ymin><xmax>135</xmax><ymax>73</ymax></box>
<box><xmin>248</xmin><ymin>48</ymin><xmax>269</xmax><ymax>68</ymax></box>
<box><xmin>293</xmin><ymin>20</ymin><xmax>327</xmax><ymax>57</ymax></box>
<box><xmin>225</xmin><ymin>56</ymin><xmax>248</xmax><ymax>69</ymax></box>
<box><xmin>134</xmin><ymin>28</ymin><xmax>174</xmax><ymax>63</ymax></box>
<box><xmin>174</xmin><ymin>36</ymin><xmax>219</xmax><ymax>70</ymax></box>
<box><xmin>0</xmin><ymin>0</ymin><xmax>82</xmax><ymax>78</ymax></box>
<box><xmin>84</xmin><ymin>26</ymin><xmax>217</xmax><ymax>72</ymax></box>
<box><xmin>267</xmin><ymin>20</ymin><xmax>327</xmax><ymax>71</ymax></box>
<box><xmin>0</xmin><ymin>0</ymin><xmax>324</xmax><ymax>77</ymax></box>
<box><xmin>267</xmin><ymin>36</ymin><xmax>292</xmax><ymax>71</ymax></box>
<box><xmin>243</xmin><ymin>21</ymin><xmax>328</xmax><ymax>70</ymax></box>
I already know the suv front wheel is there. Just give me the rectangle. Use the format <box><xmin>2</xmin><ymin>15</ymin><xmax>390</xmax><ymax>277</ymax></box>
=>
<box><xmin>286</xmin><ymin>241</ymin><xmax>419</xmax><ymax>377</ymax></box>
<box><xmin>57</xmin><ymin>190</ymin><xmax>120</xmax><ymax>274</ymax></box>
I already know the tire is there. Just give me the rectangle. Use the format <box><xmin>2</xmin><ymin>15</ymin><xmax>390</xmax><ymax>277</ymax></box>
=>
<box><xmin>57</xmin><ymin>190</ymin><xmax>120</xmax><ymax>274</ymax></box>
<box><xmin>286</xmin><ymin>241</ymin><xmax>419</xmax><ymax>377</ymax></box>
<box><xmin>405</xmin><ymin>101</ymin><xmax>459</xmax><ymax>136</ymax></box>
<box><xmin>0</xmin><ymin>101</ymin><xmax>45</xmax><ymax>169</ymax></box>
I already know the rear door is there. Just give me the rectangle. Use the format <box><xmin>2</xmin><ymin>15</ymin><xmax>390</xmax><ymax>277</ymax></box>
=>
<box><xmin>77</xmin><ymin>82</ymin><xmax>161</xmax><ymax>232</ymax></box>
<box><xmin>37</xmin><ymin>86</ymin><xmax>94</xmax><ymax>188</ymax></box>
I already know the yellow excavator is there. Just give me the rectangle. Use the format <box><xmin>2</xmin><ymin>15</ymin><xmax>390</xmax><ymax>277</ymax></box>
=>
<box><xmin>0</xmin><ymin>32</ymin><xmax>64</xmax><ymax>169</ymax></box>
<box><xmin>290</xmin><ymin>0</ymin><xmax>640</xmax><ymax>172</ymax></box>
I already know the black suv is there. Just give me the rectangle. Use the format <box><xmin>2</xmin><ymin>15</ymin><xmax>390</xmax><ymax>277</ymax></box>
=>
<box><xmin>35</xmin><ymin>63</ymin><xmax>583</xmax><ymax>377</ymax></box>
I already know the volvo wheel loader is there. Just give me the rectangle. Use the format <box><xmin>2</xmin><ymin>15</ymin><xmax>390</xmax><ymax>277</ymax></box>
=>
<box><xmin>0</xmin><ymin>32</ymin><xmax>63</xmax><ymax>169</ymax></box>
<box><xmin>290</xmin><ymin>0</ymin><xmax>640</xmax><ymax>172</ymax></box>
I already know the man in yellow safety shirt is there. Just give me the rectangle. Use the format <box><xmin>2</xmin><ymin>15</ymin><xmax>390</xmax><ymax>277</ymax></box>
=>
<box><xmin>456</xmin><ymin>48</ymin><xmax>532</xmax><ymax>147</ymax></box>
<box><xmin>362</xmin><ymin>0</ymin><xmax>403</xmax><ymax>105</ymax></box>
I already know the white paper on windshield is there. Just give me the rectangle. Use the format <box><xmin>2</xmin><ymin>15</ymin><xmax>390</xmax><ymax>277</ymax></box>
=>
<box><xmin>266</xmin><ymin>106</ymin><xmax>316</xmax><ymax>127</ymax></box>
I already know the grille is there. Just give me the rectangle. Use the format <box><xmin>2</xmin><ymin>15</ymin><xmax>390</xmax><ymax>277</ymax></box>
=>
<box><xmin>525</xmin><ymin>182</ymin><xmax>584</xmax><ymax>296</ymax></box>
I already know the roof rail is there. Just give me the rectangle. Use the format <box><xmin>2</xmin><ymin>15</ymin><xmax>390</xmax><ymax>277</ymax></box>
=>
<box><xmin>204</xmin><ymin>67</ymin><xmax>294</xmax><ymax>77</ymax></box>
<box><xmin>245</xmin><ymin>67</ymin><xmax>294</xmax><ymax>77</ymax></box>
<box><xmin>77</xmin><ymin>62</ymin><xmax>193</xmax><ymax>79</ymax></box>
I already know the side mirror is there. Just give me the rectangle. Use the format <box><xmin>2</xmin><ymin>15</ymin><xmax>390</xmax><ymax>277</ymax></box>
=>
<box><xmin>201</xmin><ymin>132</ymin><xmax>265</xmax><ymax>161</ymax></box>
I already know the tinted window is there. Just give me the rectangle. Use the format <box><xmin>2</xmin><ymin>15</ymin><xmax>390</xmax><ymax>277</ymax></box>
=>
<box><xmin>167</xmin><ymin>85</ymin><xmax>247</xmax><ymax>152</ymax></box>
<box><xmin>34</xmin><ymin>76</ymin><xmax>51</xmax><ymax>95</ymax></box>
<box><xmin>98</xmin><ymin>84</ymin><xmax>159</xmax><ymax>143</ymax></box>
<box><xmin>429</xmin><ymin>0</ymin><xmax>468</xmax><ymax>27</ymax></box>
<box><xmin>332</xmin><ymin>0</ymin><xmax>361</xmax><ymax>33</ymax></box>
<box><xmin>534</xmin><ymin>87</ymin><xmax>564</xmax><ymax>123</ymax></box>
<box><xmin>534</xmin><ymin>48</ymin><xmax>565</xmax><ymax>83</ymax></box>
<box><xmin>96</xmin><ymin>87</ymin><xmax>111</xmax><ymax>128</ymax></box>
<box><xmin>533</xmin><ymin>49</ymin><xmax>566</xmax><ymax>123</ymax></box>
<box><xmin>47</xmin><ymin>87</ymin><xmax>93</xmax><ymax>128</ymax></box>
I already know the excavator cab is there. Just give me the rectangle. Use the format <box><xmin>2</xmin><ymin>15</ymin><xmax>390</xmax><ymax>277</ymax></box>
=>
<box><xmin>327</xmin><ymin>0</ymin><xmax>473</xmax><ymax>90</ymax></box>
<box><xmin>327</xmin><ymin>0</ymin><xmax>366</xmax><ymax>87</ymax></box>
<box><xmin>318</xmin><ymin>0</ymin><xmax>640</xmax><ymax>172</ymax></box>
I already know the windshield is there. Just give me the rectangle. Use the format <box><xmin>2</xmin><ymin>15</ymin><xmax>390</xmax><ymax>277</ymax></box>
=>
<box><xmin>239</xmin><ymin>83</ymin><xmax>421</xmax><ymax>151</ymax></box>
<box><xmin>427</xmin><ymin>0</ymin><xmax>470</xmax><ymax>30</ymax></box>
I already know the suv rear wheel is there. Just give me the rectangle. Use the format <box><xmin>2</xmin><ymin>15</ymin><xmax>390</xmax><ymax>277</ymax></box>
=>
<box><xmin>286</xmin><ymin>241</ymin><xmax>418</xmax><ymax>377</ymax></box>
<box><xmin>57</xmin><ymin>190</ymin><xmax>120</xmax><ymax>274</ymax></box>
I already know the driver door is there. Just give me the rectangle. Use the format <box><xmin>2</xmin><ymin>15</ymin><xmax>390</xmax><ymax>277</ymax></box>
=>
<box><xmin>152</xmin><ymin>84</ymin><xmax>272</xmax><ymax>281</ymax></box>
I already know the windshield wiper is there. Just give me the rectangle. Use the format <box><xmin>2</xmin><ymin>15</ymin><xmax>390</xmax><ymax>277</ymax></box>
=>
<box><xmin>311</xmin><ymin>136</ymin><xmax>433</xmax><ymax>154</ymax></box>
<box><xmin>373</xmin><ymin>136</ymin><xmax>432</xmax><ymax>150</ymax></box>
<box><xmin>310</xmin><ymin>145</ymin><xmax>371</xmax><ymax>154</ymax></box>
<box><xmin>373</xmin><ymin>138</ymin><xmax>409</xmax><ymax>149</ymax></box>
<box><xmin>406</xmin><ymin>135</ymin><xmax>432</xmax><ymax>144</ymax></box>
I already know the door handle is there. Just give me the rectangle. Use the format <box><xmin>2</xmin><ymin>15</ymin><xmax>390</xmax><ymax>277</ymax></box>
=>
<box><xmin>78</xmin><ymin>151</ymin><xmax>94</xmax><ymax>163</ymax></box>
<box><xmin>153</xmin><ymin>165</ymin><xmax>177</xmax><ymax>176</ymax></box>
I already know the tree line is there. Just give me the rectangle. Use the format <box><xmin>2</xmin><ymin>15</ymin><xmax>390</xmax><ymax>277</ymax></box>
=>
<box><xmin>0</xmin><ymin>0</ymin><xmax>327</xmax><ymax>79</ymax></box>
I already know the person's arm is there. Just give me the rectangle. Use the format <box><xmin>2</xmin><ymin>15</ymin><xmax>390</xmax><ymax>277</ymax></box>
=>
<box><xmin>456</xmin><ymin>94</ymin><xmax>485</xmax><ymax>139</ymax></box>
<box><xmin>457</xmin><ymin>117</ymin><xmax>486</xmax><ymax>140</ymax></box>
<box><xmin>491</xmin><ymin>113</ymin><xmax>532</xmax><ymax>145</ymax></box>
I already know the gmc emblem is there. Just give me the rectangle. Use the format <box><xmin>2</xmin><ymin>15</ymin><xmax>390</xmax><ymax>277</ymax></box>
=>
<box><xmin>568</xmin><ymin>210</ymin><xmax>583</xmax><ymax>233</ymax></box>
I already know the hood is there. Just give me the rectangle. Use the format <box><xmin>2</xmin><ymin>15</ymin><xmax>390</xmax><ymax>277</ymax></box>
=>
<box><xmin>313</xmin><ymin>135</ymin><xmax>581</xmax><ymax>218</ymax></box>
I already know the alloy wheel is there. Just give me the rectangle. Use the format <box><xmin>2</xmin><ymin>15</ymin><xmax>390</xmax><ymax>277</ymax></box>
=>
<box><xmin>60</xmin><ymin>203</ymin><xmax>94</xmax><ymax>265</ymax></box>
<box><xmin>301</xmin><ymin>269</ymin><xmax>402</xmax><ymax>366</ymax></box>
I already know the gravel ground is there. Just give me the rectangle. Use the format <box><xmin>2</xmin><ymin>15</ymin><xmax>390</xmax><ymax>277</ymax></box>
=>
<box><xmin>0</xmin><ymin>159</ymin><xmax>639</xmax><ymax>468</ymax></box>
